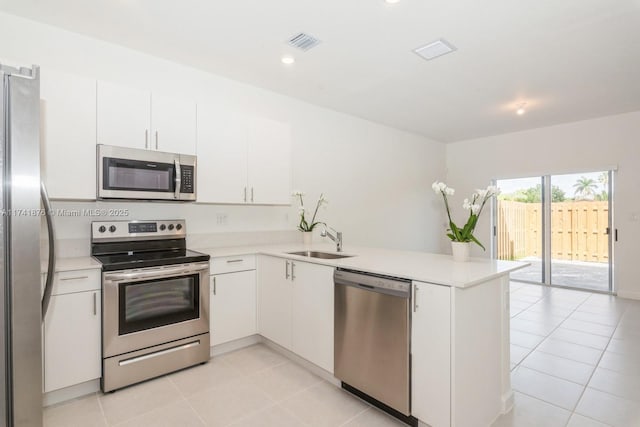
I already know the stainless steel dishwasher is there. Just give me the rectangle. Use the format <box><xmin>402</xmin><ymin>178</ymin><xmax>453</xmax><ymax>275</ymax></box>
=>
<box><xmin>334</xmin><ymin>268</ymin><xmax>416</xmax><ymax>425</ymax></box>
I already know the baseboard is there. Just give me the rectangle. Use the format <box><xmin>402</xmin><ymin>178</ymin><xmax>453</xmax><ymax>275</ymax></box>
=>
<box><xmin>501</xmin><ymin>390</ymin><xmax>515</xmax><ymax>413</ymax></box>
<box><xmin>43</xmin><ymin>379</ymin><xmax>100</xmax><ymax>407</ymax></box>
<box><xmin>260</xmin><ymin>337</ymin><xmax>339</xmax><ymax>386</ymax></box>
<box><xmin>616</xmin><ymin>290</ymin><xmax>640</xmax><ymax>301</ymax></box>
<box><xmin>210</xmin><ymin>334</ymin><xmax>262</xmax><ymax>357</ymax></box>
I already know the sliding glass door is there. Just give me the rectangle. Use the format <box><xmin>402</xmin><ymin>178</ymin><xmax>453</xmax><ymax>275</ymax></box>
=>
<box><xmin>495</xmin><ymin>171</ymin><xmax>613</xmax><ymax>293</ymax></box>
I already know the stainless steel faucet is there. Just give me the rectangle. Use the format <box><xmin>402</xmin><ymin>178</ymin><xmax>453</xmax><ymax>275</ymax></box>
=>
<box><xmin>321</xmin><ymin>225</ymin><xmax>343</xmax><ymax>252</ymax></box>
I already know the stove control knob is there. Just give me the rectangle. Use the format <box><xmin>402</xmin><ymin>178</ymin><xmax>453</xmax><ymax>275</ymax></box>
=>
<box><xmin>176</xmin><ymin>224</ymin><xmax>182</xmax><ymax>231</ymax></box>
<box><xmin>98</xmin><ymin>226</ymin><xmax>106</xmax><ymax>233</ymax></box>
<box><xmin>159</xmin><ymin>224</ymin><xmax>166</xmax><ymax>231</ymax></box>
<box><xmin>109</xmin><ymin>225</ymin><xmax>116</xmax><ymax>233</ymax></box>
<box><xmin>168</xmin><ymin>224</ymin><xmax>175</xmax><ymax>231</ymax></box>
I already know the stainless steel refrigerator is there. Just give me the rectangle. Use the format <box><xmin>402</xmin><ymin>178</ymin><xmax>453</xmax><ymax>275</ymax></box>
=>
<box><xmin>0</xmin><ymin>63</ymin><xmax>43</xmax><ymax>426</ymax></box>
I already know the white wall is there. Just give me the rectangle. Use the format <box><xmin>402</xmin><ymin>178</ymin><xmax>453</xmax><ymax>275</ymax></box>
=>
<box><xmin>446</xmin><ymin>111</ymin><xmax>640</xmax><ymax>299</ymax></box>
<box><xmin>0</xmin><ymin>12</ymin><xmax>446</xmax><ymax>253</ymax></box>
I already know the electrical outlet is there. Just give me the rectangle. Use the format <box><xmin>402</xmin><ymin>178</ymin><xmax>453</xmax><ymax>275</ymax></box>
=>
<box><xmin>216</xmin><ymin>214</ymin><xmax>228</xmax><ymax>225</ymax></box>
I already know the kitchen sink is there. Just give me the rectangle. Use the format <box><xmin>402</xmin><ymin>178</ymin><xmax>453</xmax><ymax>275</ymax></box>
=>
<box><xmin>287</xmin><ymin>251</ymin><xmax>354</xmax><ymax>260</ymax></box>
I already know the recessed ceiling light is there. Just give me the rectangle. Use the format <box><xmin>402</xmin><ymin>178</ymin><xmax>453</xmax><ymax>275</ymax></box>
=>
<box><xmin>281</xmin><ymin>55</ymin><xmax>295</xmax><ymax>65</ymax></box>
<box><xmin>413</xmin><ymin>39</ymin><xmax>457</xmax><ymax>61</ymax></box>
<box><xmin>385</xmin><ymin>0</ymin><xmax>401</xmax><ymax>4</ymax></box>
<box><xmin>516</xmin><ymin>103</ymin><xmax>527</xmax><ymax>115</ymax></box>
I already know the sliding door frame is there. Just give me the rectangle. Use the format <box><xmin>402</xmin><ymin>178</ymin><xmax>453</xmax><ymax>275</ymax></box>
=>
<box><xmin>493</xmin><ymin>170</ymin><xmax>616</xmax><ymax>294</ymax></box>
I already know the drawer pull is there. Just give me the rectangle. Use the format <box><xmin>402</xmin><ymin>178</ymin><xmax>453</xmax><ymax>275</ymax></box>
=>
<box><xmin>226</xmin><ymin>259</ymin><xmax>244</xmax><ymax>263</ymax></box>
<box><xmin>60</xmin><ymin>275</ymin><xmax>89</xmax><ymax>281</ymax></box>
<box><xmin>119</xmin><ymin>341</ymin><xmax>200</xmax><ymax>366</ymax></box>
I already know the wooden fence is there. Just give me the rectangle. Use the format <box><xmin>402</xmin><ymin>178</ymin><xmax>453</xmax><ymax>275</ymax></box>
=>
<box><xmin>497</xmin><ymin>200</ymin><xmax>609</xmax><ymax>263</ymax></box>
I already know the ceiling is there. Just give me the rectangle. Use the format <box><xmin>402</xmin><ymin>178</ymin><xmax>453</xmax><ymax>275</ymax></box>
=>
<box><xmin>1</xmin><ymin>0</ymin><xmax>639</xmax><ymax>142</ymax></box>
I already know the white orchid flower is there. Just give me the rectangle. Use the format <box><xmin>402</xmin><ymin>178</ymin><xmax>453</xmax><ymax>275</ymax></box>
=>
<box><xmin>471</xmin><ymin>204</ymin><xmax>481</xmax><ymax>215</ymax></box>
<box><xmin>445</xmin><ymin>187</ymin><xmax>455</xmax><ymax>196</ymax></box>
<box><xmin>291</xmin><ymin>190</ymin><xmax>305</xmax><ymax>197</ymax></box>
<box><xmin>462</xmin><ymin>198</ymin><xmax>471</xmax><ymax>210</ymax></box>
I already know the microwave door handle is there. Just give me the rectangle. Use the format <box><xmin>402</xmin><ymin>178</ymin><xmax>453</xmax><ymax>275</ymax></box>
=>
<box><xmin>174</xmin><ymin>159</ymin><xmax>181</xmax><ymax>199</ymax></box>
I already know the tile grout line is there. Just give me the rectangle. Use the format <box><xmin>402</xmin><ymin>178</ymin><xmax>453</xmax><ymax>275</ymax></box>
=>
<box><xmin>563</xmin><ymin>300</ymin><xmax>629</xmax><ymax>426</ymax></box>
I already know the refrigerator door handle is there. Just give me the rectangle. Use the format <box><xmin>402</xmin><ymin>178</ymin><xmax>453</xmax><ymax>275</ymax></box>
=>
<box><xmin>40</xmin><ymin>181</ymin><xmax>56</xmax><ymax>319</ymax></box>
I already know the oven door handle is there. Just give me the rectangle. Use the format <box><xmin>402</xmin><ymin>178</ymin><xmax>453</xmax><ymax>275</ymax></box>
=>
<box><xmin>104</xmin><ymin>264</ymin><xmax>207</xmax><ymax>283</ymax></box>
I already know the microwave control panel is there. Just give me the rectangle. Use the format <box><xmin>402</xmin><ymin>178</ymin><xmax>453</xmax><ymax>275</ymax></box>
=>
<box><xmin>181</xmin><ymin>166</ymin><xmax>194</xmax><ymax>193</ymax></box>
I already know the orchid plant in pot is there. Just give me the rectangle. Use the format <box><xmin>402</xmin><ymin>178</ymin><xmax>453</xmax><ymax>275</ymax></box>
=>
<box><xmin>432</xmin><ymin>181</ymin><xmax>500</xmax><ymax>261</ymax></box>
<box><xmin>292</xmin><ymin>191</ymin><xmax>327</xmax><ymax>245</ymax></box>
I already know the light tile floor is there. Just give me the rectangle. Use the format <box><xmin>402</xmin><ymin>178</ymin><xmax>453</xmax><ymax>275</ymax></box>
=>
<box><xmin>44</xmin><ymin>344</ymin><xmax>404</xmax><ymax>427</ymax></box>
<box><xmin>493</xmin><ymin>282</ymin><xmax>640</xmax><ymax>427</ymax></box>
<box><xmin>44</xmin><ymin>282</ymin><xmax>640</xmax><ymax>427</ymax></box>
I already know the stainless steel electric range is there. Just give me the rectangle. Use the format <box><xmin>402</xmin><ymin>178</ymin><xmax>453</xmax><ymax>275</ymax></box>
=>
<box><xmin>91</xmin><ymin>219</ymin><xmax>210</xmax><ymax>392</ymax></box>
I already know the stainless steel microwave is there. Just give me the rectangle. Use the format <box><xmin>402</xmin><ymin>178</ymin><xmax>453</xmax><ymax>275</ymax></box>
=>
<box><xmin>97</xmin><ymin>144</ymin><xmax>196</xmax><ymax>201</ymax></box>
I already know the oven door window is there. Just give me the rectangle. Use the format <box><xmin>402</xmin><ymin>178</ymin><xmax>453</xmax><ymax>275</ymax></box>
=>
<box><xmin>103</xmin><ymin>157</ymin><xmax>176</xmax><ymax>193</ymax></box>
<box><xmin>119</xmin><ymin>274</ymin><xmax>199</xmax><ymax>335</ymax></box>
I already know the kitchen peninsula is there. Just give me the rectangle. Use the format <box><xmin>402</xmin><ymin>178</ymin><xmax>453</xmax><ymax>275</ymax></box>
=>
<box><xmin>200</xmin><ymin>242</ymin><xmax>527</xmax><ymax>427</ymax></box>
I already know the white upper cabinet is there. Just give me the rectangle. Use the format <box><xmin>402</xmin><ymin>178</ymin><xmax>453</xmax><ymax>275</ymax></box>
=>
<box><xmin>247</xmin><ymin>117</ymin><xmax>292</xmax><ymax>205</ymax></box>
<box><xmin>151</xmin><ymin>93</ymin><xmax>196</xmax><ymax>155</ymax></box>
<box><xmin>197</xmin><ymin>105</ymin><xmax>292</xmax><ymax>205</ymax></box>
<box><xmin>97</xmin><ymin>80</ymin><xmax>196</xmax><ymax>154</ymax></box>
<box><xmin>40</xmin><ymin>68</ymin><xmax>97</xmax><ymax>200</ymax></box>
<box><xmin>97</xmin><ymin>80</ymin><xmax>151</xmax><ymax>150</ymax></box>
<box><xmin>197</xmin><ymin>104</ymin><xmax>248</xmax><ymax>203</ymax></box>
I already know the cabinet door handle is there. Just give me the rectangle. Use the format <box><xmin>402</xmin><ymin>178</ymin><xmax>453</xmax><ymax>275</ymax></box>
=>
<box><xmin>251</xmin><ymin>187</ymin><xmax>254</xmax><ymax>203</ymax></box>
<box><xmin>155</xmin><ymin>131</ymin><xmax>159</xmax><ymax>150</ymax></box>
<box><xmin>413</xmin><ymin>285</ymin><xmax>419</xmax><ymax>312</ymax></box>
<box><xmin>285</xmin><ymin>260</ymin><xmax>290</xmax><ymax>279</ymax></box>
<box><xmin>93</xmin><ymin>292</ymin><xmax>97</xmax><ymax>316</ymax></box>
<box><xmin>145</xmin><ymin>129</ymin><xmax>149</xmax><ymax>149</ymax></box>
<box><xmin>291</xmin><ymin>262</ymin><xmax>296</xmax><ymax>281</ymax></box>
<box><xmin>226</xmin><ymin>259</ymin><xmax>244</xmax><ymax>263</ymax></box>
<box><xmin>244</xmin><ymin>187</ymin><xmax>247</xmax><ymax>203</ymax></box>
<box><xmin>60</xmin><ymin>275</ymin><xmax>89</xmax><ymax>281</ymax></box>
<box><xmin>213</xmin><ymin>276</ymin><xmax>216</xmax><ymax>295</ymax></box>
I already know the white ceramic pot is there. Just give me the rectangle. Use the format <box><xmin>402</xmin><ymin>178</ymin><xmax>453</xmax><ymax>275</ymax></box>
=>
<box><xmin>451</xmin><ymin>241</ymin><xmax>470</xmax><ymax>262</ymax></box>
<box><xmin>302</xmin><ymin>231</ymin><xmax>313</xmax><ymax>246</ymax></box>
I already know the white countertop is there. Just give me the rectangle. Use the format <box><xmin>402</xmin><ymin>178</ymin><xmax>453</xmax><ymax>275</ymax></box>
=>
<box><xmin>196</xmin><ymin>243</ymin><xmax>528</xmax><ymax>289</ymax></box>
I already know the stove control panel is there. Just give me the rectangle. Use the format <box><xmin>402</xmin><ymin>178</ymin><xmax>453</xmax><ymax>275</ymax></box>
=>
<box><xmin>91</xmin><ymin>220</ymin><xmax>187</xmax><ymax>242</ymax></box>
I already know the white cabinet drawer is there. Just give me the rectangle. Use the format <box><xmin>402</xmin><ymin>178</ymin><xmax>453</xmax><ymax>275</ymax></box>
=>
<box><xmin>51</xmin><ymin>269</ymin><xmax>101</xmax><ymax>295</ymax></box>
<box><xmin>210</xmin><ymin>255</ymin><xmax>256</xmax><ymax>274</ymax></box>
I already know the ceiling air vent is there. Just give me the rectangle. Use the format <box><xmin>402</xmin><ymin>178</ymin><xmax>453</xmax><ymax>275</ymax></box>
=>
<box><xmin>287</xmin><ymin>32</ymin><xmax>321</xmax><ymax>51</ymax></box>
<box><xmin>413</xmin><ymin>39</ymin><xmax>457</xmax><ymax>61</ymax></box>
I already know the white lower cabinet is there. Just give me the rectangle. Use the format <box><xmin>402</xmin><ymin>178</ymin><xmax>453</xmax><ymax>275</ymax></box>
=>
<box><xmin>411</xmin><ymin>277</ymin><xmax>507</xmax><ymax>427</ymax></box>
<box><xmin>43</xmin><ymin>270</ymin><xmax>101</xmax><ymax>393</ymax></box>
<box><xmin>210</xmin><ymin>270</ymin><xmax>257</xmax><ymax>346</ymax></box>
<box><xmin>257</xmin><ymin>256</ymin><xmax>293</xmax><ymax>349</ymax></box>
<box><xmin>291</xmin><ymin>261</ymin><xmax>334</xmax><ymax>373</ymax></box>
<box><xmin>257</xmin><ymin>255</ymin><xmax>334</xmax><ymax>372</ymax></box>
<box><xmin>411</xmin><ymin>281</ymin><xmax>451</xmax><ymax>427</ymax></box>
